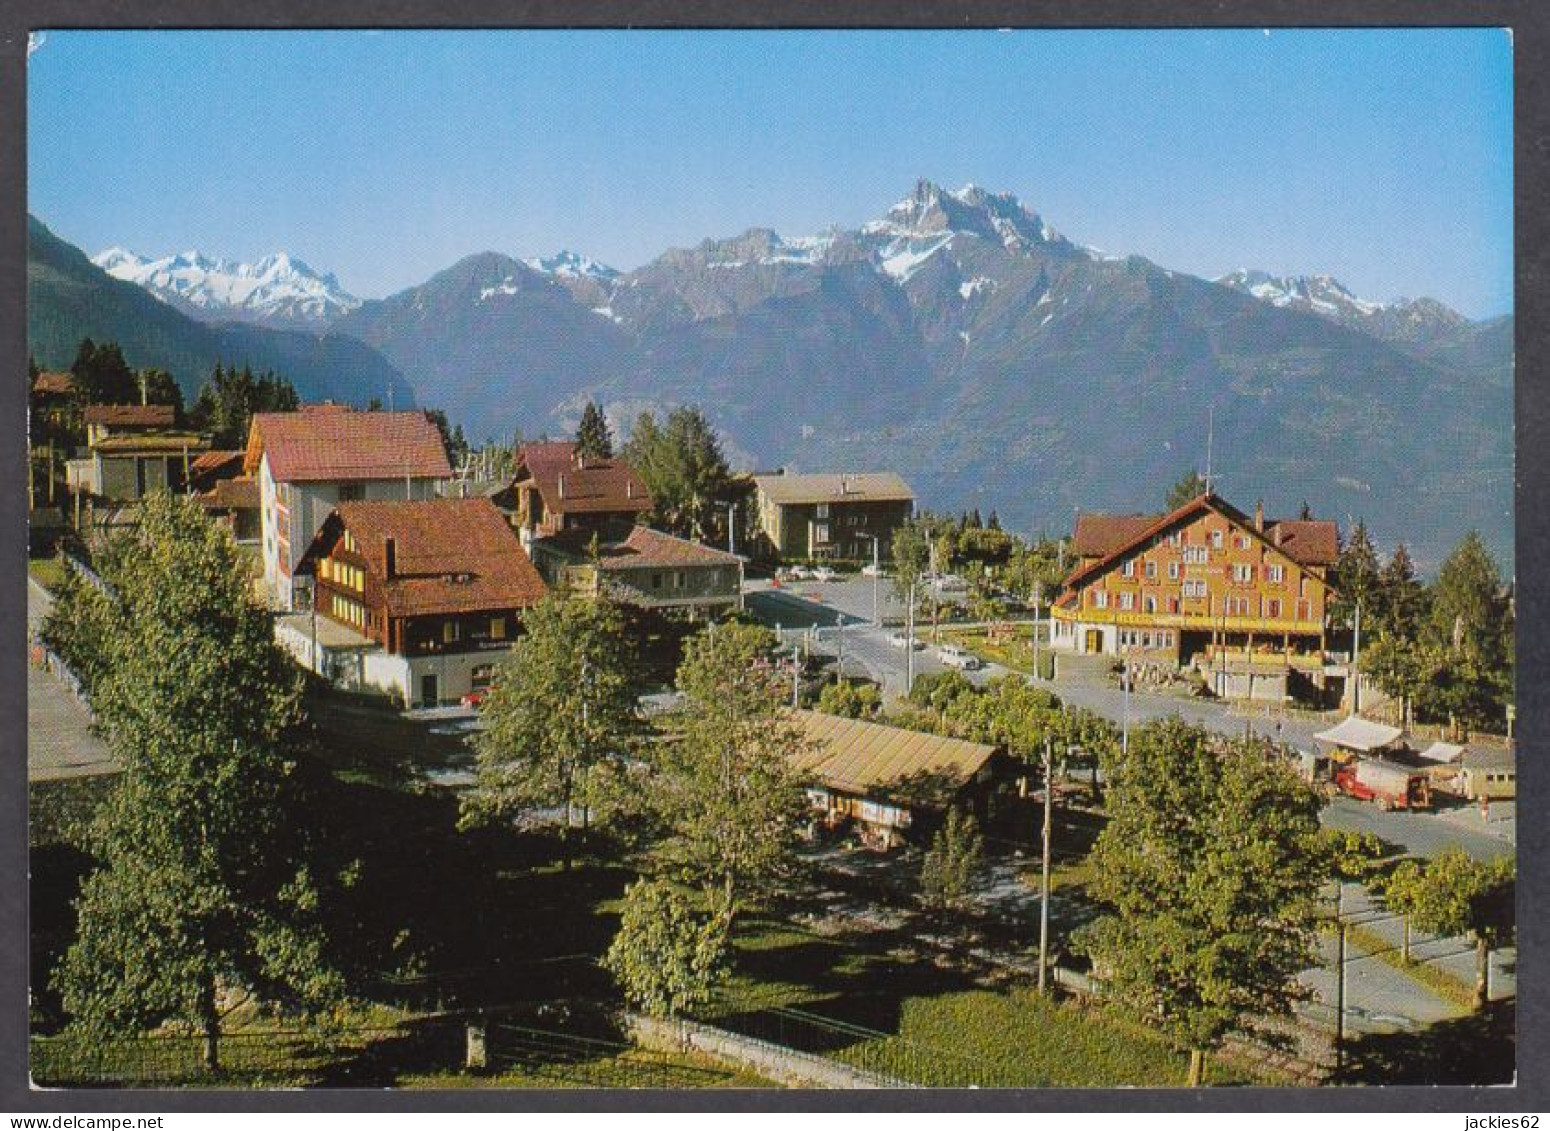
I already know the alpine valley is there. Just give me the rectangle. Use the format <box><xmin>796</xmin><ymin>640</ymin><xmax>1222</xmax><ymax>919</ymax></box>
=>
<box><xmin>30</xmin><ymin>181</ymin><xmax>1513</xmax><ymax>569</ymax></box>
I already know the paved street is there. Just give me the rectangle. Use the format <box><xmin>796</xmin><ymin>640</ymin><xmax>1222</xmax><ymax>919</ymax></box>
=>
<box><xmin>743</xmin><ymin>576</ymin><xmax>1516</xmax><ymax>866</ymax></box>
<box><xmin>26</xmin><ymin>579</ymin><xmax>118</xmax><ymax>783</ymax></box>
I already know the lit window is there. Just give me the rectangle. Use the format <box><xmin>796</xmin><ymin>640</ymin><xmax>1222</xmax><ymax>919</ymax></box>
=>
<box><xmin>444</xmin><ymin>622</ymin><xmax>460</xmax><ymax>644</ymax></box>
<box><xmin>491</xmin><ymin>617</ymin><xmax>506</xmax><ymax>640</ymax></box>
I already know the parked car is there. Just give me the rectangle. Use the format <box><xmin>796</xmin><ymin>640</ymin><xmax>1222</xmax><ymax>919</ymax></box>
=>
<box><xmin>784</xmin><ymin>566</ymin><xmax>814</xmax><ymax>581</ymax></box>
<box><xmin>811</xmin><ymin>566</ymin><xmax>839</xmax><ymax>583</ymax></box>
<box><xmin>935</xmin><ymin>574</ymin><xmax>970</xmax><ymax>593</ymax></box>
<box><xmin>938</xmin><ymin>644</ymin><xmax>983</xmax><ymax>671</ymax></box>
<box><xmin>860</xmin><ymin>563</ymin><xmax>886</xmax><ymax>578</ymax></box>
<box><xmin>887</xmin><ymin>631</ymin><xmax>925</xmax><ymax>650</ymax></box>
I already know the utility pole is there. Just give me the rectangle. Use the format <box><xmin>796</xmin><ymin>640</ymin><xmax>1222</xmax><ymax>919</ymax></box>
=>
<box><xmin>1352</xmin><ymin>601</ymin><xmax>1363</xmax><ymax>715</ymax></box>
<box><xmin>791</xmin><ymin>636</ymin><xmax>801</xmax><ymax>709</ymax></box>
<box><xmin>867</xmin><ymin>534</ymin><xmax>881</xmax><ymax>627</ymax></box>
<box><xmin>1038</xmin><ymin>736</ymin><xmax>1053</xmax><ymax>994</ymax></box>
<box><xmin>1121</xmin><ymin>643</ymin><xmax>1132</xmax><ymax>756</ymax></box>
<box><xmin>1334</xmin><ymin>883</ymin><xmax>1347</xmax><ymax>1081</ymax></box>
<box><xmin>905</xmin><ymin>579</ymin><xmax>916</xmax><ymax>696</ymax></box>
<box><xmin>1032</xmin><ymin>580</ymin><xmax>1043</xmax><ymax>681</ymax></box>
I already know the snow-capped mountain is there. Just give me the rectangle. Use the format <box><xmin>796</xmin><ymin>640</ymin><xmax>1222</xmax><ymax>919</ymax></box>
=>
<box><xmin>321</xmin><ymin>177</ymin><xmax>1511</xmax><ymax>570</ymax></box>
<box><xmin>520</xmin><ymin>250</ymin><xmax>620</xmax><ymax>280</ymax></box>
<box><xmin>91</xmin><ymin>247</ymin><xmax>361</xmax><ymax>328</ymax></box>
<box><xmin>1215</xmin><ymin>268</ymin><xmax>1472</xmax><ymax>351</ymax></box>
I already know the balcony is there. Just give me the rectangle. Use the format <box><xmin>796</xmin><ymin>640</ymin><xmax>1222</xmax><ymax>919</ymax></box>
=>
<box><xmin>1051</xmin><ymin>605</ymin><xmax>1322</xmax><ymax>636</ymax></box>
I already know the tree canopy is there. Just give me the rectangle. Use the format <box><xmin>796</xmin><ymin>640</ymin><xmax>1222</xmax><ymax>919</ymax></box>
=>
<box><xmin>575</xmin><ymin>400</ymin><xmax>615</xmax><ymax>460</ymax></box>
<box><xmin>1079</xmin><ymin>718</ymin><xmax>1326</xmax><ymax>1085</ymax></box>
<box><xmin>1165</xmin><ymin>469</ymin><xmax>1209</xmax><ymax>510</ymax></box>
<box><xmin>462</xmin><ymin>594</ymin><xmax>642</xmax><ymax>856</ymax></box>
<box><xmin>621</xmin><ymin>407</ymin><xmax>739</xmax><ymax>541</ymax></box>
<box><xmin>53</xmin><ymin>493</ymin><xmax>346</xmax><ymax>1068</ymax></box>
<box><xmin>188</xmin><ymin>362</ymin><xmax>300</xmax><ymax>448</ymax></box>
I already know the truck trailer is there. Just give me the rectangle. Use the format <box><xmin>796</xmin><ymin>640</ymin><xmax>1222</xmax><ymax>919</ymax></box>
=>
<box><xmin>1334</xmin><ymin>757</ymin><xmax>1431</xmax><ymax>811</ymax></box>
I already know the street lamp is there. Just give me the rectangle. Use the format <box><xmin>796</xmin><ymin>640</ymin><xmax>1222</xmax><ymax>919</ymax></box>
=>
<box><xmin>859</xmin><ymin>532</ymin><xmax>881</xmax><ymax>627</ymax></box>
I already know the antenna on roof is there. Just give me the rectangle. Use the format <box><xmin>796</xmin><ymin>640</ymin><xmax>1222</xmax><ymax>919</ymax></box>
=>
<box><xmin>1204</xmin><ymin>407</ymin><xmax>1215</xmax><ymax>497</ymax></box>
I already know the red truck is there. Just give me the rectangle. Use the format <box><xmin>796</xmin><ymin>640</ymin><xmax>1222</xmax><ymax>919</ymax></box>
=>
<box><xmin>1334</xmin><ymin>757</ymin><xmax>1431</xmax><ymax>811</ymax></box>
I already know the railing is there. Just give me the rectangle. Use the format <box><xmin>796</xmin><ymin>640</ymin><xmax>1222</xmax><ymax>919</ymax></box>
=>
<box><xmin>1051</xmin><ymin>606</ymin><xmax>1321</xmax><ymax>635</ymax></box>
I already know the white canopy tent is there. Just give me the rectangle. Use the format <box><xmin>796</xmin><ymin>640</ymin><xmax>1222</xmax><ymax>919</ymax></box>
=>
<box><xmin>1314</xmin><ymin>716</ymin><xmax>1405</xmax><ymax>753</ymax></box>
<box><xmin>1416</xmin><ymin>741</ymin><xmax>1466</xmax><ymax>764</ymax></box>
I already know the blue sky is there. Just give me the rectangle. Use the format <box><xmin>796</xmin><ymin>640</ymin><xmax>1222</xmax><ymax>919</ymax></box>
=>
<box><xmin>28</xmin><ymin>28</ymin><xmax>1513</xmax><ymax>317</ymax></box>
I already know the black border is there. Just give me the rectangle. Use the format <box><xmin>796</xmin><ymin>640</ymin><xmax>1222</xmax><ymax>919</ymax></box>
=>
<box><xmin>2</xmin><ymin>2</ymin><xmax>1542</xmax><ymax>1114</ymax></box>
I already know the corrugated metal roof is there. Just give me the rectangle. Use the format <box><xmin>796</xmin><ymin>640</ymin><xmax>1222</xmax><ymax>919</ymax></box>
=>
<box><xmin>792</xmin><ymin>709</ymin><xmax>997</xmax><ymax>804</ymax></box>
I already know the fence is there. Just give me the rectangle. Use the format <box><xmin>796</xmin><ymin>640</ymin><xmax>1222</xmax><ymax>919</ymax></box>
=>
<box><xmin>29</xmin><ymin>1027</ymin><xmax>404</xmax><ymax>1088</ymax></box>
<box><xmin>625</xmin><ymin>1010</ymin><xmax>916</xmax><ymax>1089</ymax></box>
<box><xmin>29</xmin><ymin>634</ymin><xmax>95</xmax><ymax>722</ymax></box>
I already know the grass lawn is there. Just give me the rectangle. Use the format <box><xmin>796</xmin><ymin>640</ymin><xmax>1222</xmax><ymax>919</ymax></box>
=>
<box><xmin>400</xmin><ymin>1048</ymin><xmax>772</xmax><ymax>1089</ymax></box>
<box><xmin>939</xmin><ymin>625</ymin><xmax>1054</xmax><ymax>679</ymax></box>
<box><xmin>28</xmin><ymin>556</ymin><xmax>68</xmax><ymax>593</ymax></box>
<box><xmin>700</xmin><ymin>915</ymin><xmax>1284</xmax><ymax>1088</ymax></box>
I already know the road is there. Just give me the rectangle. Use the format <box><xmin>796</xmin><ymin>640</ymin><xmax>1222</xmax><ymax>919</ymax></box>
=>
<box><xmin>744</xmin><ymin>576</ymin><xmax>1515</xmax><ymax>863</ymax></box>
<box><xmin>26</xmin><ymin>579</ymin><xmax>118</xmax><ymax>783</ymax></box>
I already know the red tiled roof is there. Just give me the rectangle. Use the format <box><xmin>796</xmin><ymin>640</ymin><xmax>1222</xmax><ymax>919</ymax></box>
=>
<box><xmin>32</xmin><ymin>371</ymin><xmax>74</xmax><ymax>396</ymax></box>
<box><xmin>83</xmin><ymin>403</ymin><xmax>177</xmax><ymax>429</ymax></box>
<box><xmin>542</xmin><ymin>523</ymin><xmax>742</xmax><ymax>570</ymax></box>
<box><xmin>1064</xmin><ymin>493</ymin><xmax>1340</xmax><ymax>589</ymax></box>
<box><xmin>314</xmin><ymin>498</ymin><xmax>547</xmax><ymax>618</ymax></box>
<box><xmin>189</xmin><ymin>449</ymin><xmax>245</xmax><ymax>491</ymax></box>
<box><xmin>1073</xmin><ymin>513</ymin><xmax>1157</xmax><ymax>559</ymax></box>
<box><xmin>1263</xmin><ymin>520</ymin><xmax>1340</xmax><ymax>567</ymax></box>
<box><xmin>515</xmin><ymin>441</ymin><xmax>652</xmax><ymax>516</ymax></box>
<box><xmin>246</xmin><ymin>408</ymin><xmax>453</xmax><ymax>483</ymax></box>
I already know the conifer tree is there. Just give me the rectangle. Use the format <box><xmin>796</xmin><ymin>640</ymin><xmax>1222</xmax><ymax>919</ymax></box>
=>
<box><xmin>575</xmin><ymin>400</ymin><xmax>614</xmax><ymax>460</ymax></box>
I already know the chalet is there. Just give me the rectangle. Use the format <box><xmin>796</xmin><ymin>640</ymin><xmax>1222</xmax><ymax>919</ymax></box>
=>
<box><xmin>189</xmin><ymin>450</ymin><xmax>260</xmax><ymax>544</ymax></box>
<box><xmin>29</xmin><ymin>370</ymin><xmax>76</xmax><ymax>436</ymax></box>
<box><xmin>283</xmin><ymin>497</ymin><xmax>548</xmax><ymax>707</ymax></box>
<box><xmin>494</xmin><ymin>441</ymin><xmax>652</xmax><ymax>550</ymax></box>
<box><xmin>751</xmin><ymin>472</ymin><xmax>915</xmax><ymax>563</ymax></box>
<box><xmin>245</xmin><ymin>407</ymin><xmax>454</xmax><ymax>609</ymax></box>
<box><xmin>790</xmin><ymin>709</ymin><xmax>1005</xmax><ymax>850</ymax></box>
<box><xmin>65</xmin><ymin>403</ymin><xmax>210</xmax><ymax>504</ymax></box>
<box><xmin>1454</xmin><ymin>745</ymin><xmax>1516</xmax><ymax>802</ymax></box>
<box><xmin>532</xmin><ymin>520</ymin><xmax>744</xmax><ymax>618</ymax></box>
<box><xmin>1051</xmin><ymin>492</ymin><xmax>1341</xmax><ymax>703</ymax></box>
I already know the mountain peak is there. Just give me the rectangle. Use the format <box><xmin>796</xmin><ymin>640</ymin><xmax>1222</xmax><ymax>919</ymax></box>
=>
<box><xmin>865</xmin><ymin>178</ymin><xmax>1065</xmax><ymax>252</ymax></box>
<box><xmin>91</xmin><ymin>244</ymin><xmax>360</xmax><ymax>327</ymax></box>
<box><xmin>522</xmin><ymin>250</ymin><xmax>620</xmax><ymax>281</ymax></box>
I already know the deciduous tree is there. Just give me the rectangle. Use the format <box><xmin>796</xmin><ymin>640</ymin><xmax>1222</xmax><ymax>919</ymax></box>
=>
<box><xmin>54</xmin><ymin>493</ymin><xmax>346</xmax><ymax>1070</ymax></box>
<box><xmin>462</xmin><ymin>594</ymin><xmax>641</xmax><ymax>865</ymax></box>
<box><xmin>603</xmin><ymin>878</ymin><xmax>729</xmax><ymax>1018</ymax></box>
<box><xmin>1079</xmin><ymin>719</ymin><xmax>1326</xmax><ymax>1086</ymax></box>
<box><xmin>919</xmin><ymin>808</ymin><xmax>985</xmax><ymax>914</ymax></box>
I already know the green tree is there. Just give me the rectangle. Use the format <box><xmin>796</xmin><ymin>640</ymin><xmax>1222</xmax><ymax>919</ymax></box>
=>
<box><xmin>1333</xmin><ymin>520</ymin><xmax>1381</xmax><ymax>630</ymax></box>
<box><xmin>1080</xmin><ymin>719</ymin><xmax>1326</xmax><ymax>1086</ymax></box>
<box><xmin>575</xmin><ymin>400</ymin><xmax>614</xmax><ymax>460</ymax></box>
<box><xmin>1385</xmin><ymin>851</ymin><xmax>1513</xmax><ymax>1010</ymax></box>
<box><xmin>1376</xmin><ymin>543</ymin><xmax>1427</xmax><ymax>641</ymax></box>
<box><xmin>1377</xmin><ymin>859</ymin><xmax>1426</xmax><ymax>964</ymax></box>
<box><xmin>39</xmin><ymin>559</ymin><xmax>117</xmax><ymax>693</ymax></box>
<box><xmin>649</xmin><ymin>622</ymin><xmax>809</xmax><ymax>927</ymax></box>
<box><xmin>1428</xmin><ymin>532</ymin><xmax>1509</xmax><ymax>668</ymax></box>
<box><xmin>919</xmin><ymin>807</ymin><xmax>985</xmax><ymax>914</ymax></box>
<box><xmin>188</xmin><ymin>363</ymin><xmax>299</xmax><ymax>448</ymax></box>
<box><xmin>423</xmin><ymin>408</ymin><xmax>470</xmax><ymax>469</ymax></box>
<box><xmin>53</xmin><ymin>493</ymin><xmax>346</xmax><ymax>1070</ymax></box>
<box><xmin>1165</xmin><ymin>469</ymin><xmax>1209</xmax><ymax>510</ymax></box>
<box><xmin>69</xmin><ymin>338</ymin><xmax>139</xmax><ymax>406</ymax></box>
<box><xmin>621</xmin><ymin>407</ymin><xmax>735</xmax><ymax>540</ymax></box>
<box><xmin>603</xmin><ymin>878</ymin><xmax>729</xmax><ymax>1018</ymax></box>
<box><xmin>462</xmin><ymin>594</ymin><xmax>641</xmax><ymax>865</ymax></box>
<box><xmin>137</xmin><ymin>368</ymin><xmax>185</xmax><ymax>418</ymax></box>
<box><xmin>816</xmin><ymin>679</ymin><xmax>882</xmax><ymax>720</ymax></box>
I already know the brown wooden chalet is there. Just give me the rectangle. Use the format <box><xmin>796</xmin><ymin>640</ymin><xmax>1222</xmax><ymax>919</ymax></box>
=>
<box><xmin>494</xmin><ymin>441</ymin><xmax>651</xmax><ymax>548</ymax></box>
<box><xmin>1052</xmin><ymin>491</ymin><xmax>1342</xmax><ymax>703</ymax></box>
<box><xmin>292</xmin><ymin>497</ymin><xmax>548</xmax><ymax>706</ymax></box>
